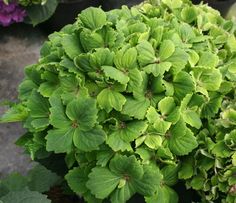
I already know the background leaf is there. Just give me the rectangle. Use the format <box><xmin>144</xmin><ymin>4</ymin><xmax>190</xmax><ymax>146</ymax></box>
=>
<box><xmin>26</xmin><ymin>0</ymin><xmax>58</xmax><ymax>26</ymax></box>
<box><xmin>0</xmin><ymin>189</ymin><xmax>51</xmax><ymax>203</ymax></box>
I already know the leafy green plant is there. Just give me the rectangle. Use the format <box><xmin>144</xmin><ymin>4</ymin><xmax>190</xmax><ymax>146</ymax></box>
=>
<box><xmin>0</xmin><ymin>164</ymin><xmax>61</xmax><ymax>203</ymax></box>
<box><xmin>1</xmin><ymin>0</ymin><xmax>236</xmax><ymax>202</ymax></box>
<box><xmin>2</xmin><ymin>0</ymin><xmax>58</xmax><ymax>26</ymax></box>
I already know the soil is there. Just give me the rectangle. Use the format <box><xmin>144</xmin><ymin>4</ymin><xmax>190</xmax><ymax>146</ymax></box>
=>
<box><xmin>46</xmin><ymin>186</ymin><xmax>83</xmax><ymax>203</ymax></box>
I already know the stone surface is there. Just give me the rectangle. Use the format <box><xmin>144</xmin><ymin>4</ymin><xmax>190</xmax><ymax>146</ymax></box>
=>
<box><xmin>0</xmin><ymin>23</ymin><xmax>46</xmax><ymax>177</ymax></box>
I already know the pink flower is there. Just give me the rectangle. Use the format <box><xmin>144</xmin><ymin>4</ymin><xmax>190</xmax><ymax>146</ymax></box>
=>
<box><xmin>0</xmin><ymin>0</ymin><xmax>26</xmax><ymax>26</ymax></box>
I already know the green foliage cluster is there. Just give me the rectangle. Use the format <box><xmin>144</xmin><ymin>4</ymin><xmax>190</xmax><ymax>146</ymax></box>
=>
<box><xmin>0</xmin><ymin>165</ymin><xmax>60</xmax><ymax>203</ymax></box>
<box><xmin>3</xmin><ymin>0</ymin><xmax>58</xmax><ymax>26</ymax></box>
<box><xmin>3</xmin><ymin>0</ymin><xmax>48</xmax><ymax>6</ymax></box>
<box><xmin>1</xmin><ymin>0</ymin><xmax>236</xmax><ymax>202</ymax></box>
<box><xmin>18</xmin><ymin>0</ymin><xmax>47</xmax><ymax>6</ymax></box>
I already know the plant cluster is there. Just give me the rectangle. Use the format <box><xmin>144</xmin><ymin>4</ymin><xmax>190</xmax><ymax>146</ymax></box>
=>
<box><xmin>18</xmin><ymin>0</ymin><xmax>48</xmax><ymax>6</ymax></box>
<box><xmin>1</xmin><ymin>0</ymin><xmax>236</xmax><ymax>202</ymax></box>
<box><xmin>0</xmin><ymin>164</ymin><xmax>60</xmax><ymax>202</ymax></box>
<box><xmin>1</xmin><ymin>0</ymin><xmax>57</xmax><ymax>26</ymax></box>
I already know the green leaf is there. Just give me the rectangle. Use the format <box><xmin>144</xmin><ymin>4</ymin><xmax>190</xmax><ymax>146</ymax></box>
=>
<box><xmin>156</xmin><ymin>147</ymin><xmax>174</xmax><ymax>160</ymax></box>
<box><xmin>111</xmin><ymin>121</ymin><xmax>148</xmax><ymax>142</ymax></box>
<box><xmin>178</xmin><ymin>23</ymin><xmax>196</xmax><ymax>43</ymax></box>
<box><xmin>192</xmin><ymin>68</ymin><xmax>222</xmax><ymax>91</ymax></box>
<box><xmin>180</xmin><ymin>95</ymin><xmax>202</xmax><ymax>129</ymax></box>
<box><xmin>1</xmin><ymin>104</ymin><xmax>28</xmax><ymax>123</ymax></box>
<box><xmin>161</xmin><ymin>165</ymin><xmax>179</xmax><ymax>186</ymax></box>
<box><xmin>26</xmin><ymin>0</ymin><xmax>58</xmax><ymax>26</ymax></box>
<box><xmin>212</xmin><ymin>141</ymin><xmax>232</xmax><ymax>158</ymax></box>
<box><xmin>127</xmin><ymin>68</ymin><xmax>143</xmax><ymax>92</ymax></box>
<box><xmin>38</xmin><ymin>81</ymin><xmax>58</xmax><ymax>97</ymax></box>
<box><xmin>96</xmin><ymin>147</ymin><xmax>114</xmax><ymax>167</ymax></box>
<box><xmin>232</xmin><ymin>152</ymin><xmax>236</xmax><ymax>166</ymax></box>
<box><xmin>190</xmin><ymin>175</ymin><xmax>205</xmax><ymax>190</ymax></box>
<box><xmin>201</xmin><ymin>92</ymin><xmax>222</xmax><ymax>118</ymax></box>
<box><xmin>110</xmin><ymin>183</ymin><xmax>135</xmax><ymax>203</ymax></box>
<box><xmin>168</xmin><ymin>119</ymin><xmax>198</xmax><ymax>156</ymax></box>
<box><xmin>62</xmin><ymin>34</ymin><xmax>82</xmax><ymax>59</ymax></box>
<box><xmin>168</xmin><ymin>49</ymin><xmax>188</xmax><ymax>74</ymax></box>
<box><xmin>102</xmin><ymin>66</ymin><xmax>129</xmax><ymax>85</ymax></box>
<box><xmin>74</xmin><ymin>54</ymin><xmax>93</xmax><ymax>72</ymax></box>
<box><xmin>135</xmin><ymin>147</ymin><xmax>152</xmax><ymax>163</ymax></box>
<box><xmin>188</xmin><ymin>50</ymin><xmax>199</xmax><ymax>67</ymax></box>
<box><xmin>226</xmin><ymin>35</ymin><xmax>236</xmax><ymax>52</ymax></box>
<box><xmin>65</xmin><ymin>152</ymin><xmax>76</xmax><ymax>168</ymax></box>
<box><xmin>27</xmin><ymin>91</ymin><xmax>50</xmax><ymax>118</ymax></box>
<box><xmin>65</xmin><ymin>167</ymin><xmax>90</xmax><ymax>195</ymax></box>
<box><xmin>143</xmin><ymin>62</ymin><xmax>171</xmax><ymax>77</ymax></box>
<box><xmin>228</xmin><ymin>63</ymin><xmax>236</xmax><ymax>74</ymax></box>
<box><xmin>114</xmin><ymin>47</ymin><xmax>138</xmax><ymax>69</ymax></box>
<box><xmin>0</xmin><ymin>173</ymin><xmax>27</xmax><ymax>195</ymax></box>
<box><xmin>158</xmin><ymin>97</ymin><xmax>176</xmax><ymax>115</ymax></box>
<box><xmin>198</xmin><ymin>52</ymin><xmax>219</xmax><ymax>69</ymax></box>
<box><xmin>18</xmin><ymin>79</ymin><xmax>38</xmax><ymax>100</ymax></box>
<box><xmin>73</xmin><ymin>126</ymin><xmax>106</xmax><ymax>152</ymax></box>
<box><xmin>144</xmin><ymin>135</ymin><xmax>162</xmax><ymax>149</ymax></box>
<box><xmin>133</xmin><ymin>165</ymin><xmax>161</xmax><ymax>196</ymax></box>
<box><xmin>146</xmin><ymin>106</ymin><xmax>172</xmax><ymax>134</ymax></box>
<box><xmin>90</xmin><ymin>48</ymin><xmax>114</xmax><ymax>68</ymax></box>
<box><xmin>122</xmin><ymin>97</ymin><xmax>150</xmax><ymax>119</ymax></box>
<box><xmin>145</xmin><ymin>185</ymin><xmax>178</xmax><ymax>203</ymax></box>
<box><xmin>182</xmin><ymin>110</ymin><xmax>202</xmax><ymax>129</ymax></box>
<box><xmin>181</xmin><ymin>6</ymin><xmax>197</xmax><ymax>23</ymax></box>
<box><xmin>107</xmin><ymin>132</ymin><xmax>132</xmax><ymax>152</ymax></box>
<box><xmin>27</xmin><ymin>165</ymin><xmax>60</xmax><ymax>193</ymax></box>
<box><xmin>129</xmin><ymin>22</ymin><xmax>147</xmax><ymax>34</ymax></box>
<box><xmin>97</xmin><ymin>88</ymin><xmax>126</xmax><ymax>113</ymax></box>
<box><xmin>46</xmin><ymin>128</ymin><xmax>74</xmax><ymax>153</ymax></box>
<box><xmin>110</xmin><ymin>155</ymin><xmax>144</xmax><ymax>180</ymax></box>
<box><xmin>165</xmin><ymin>108</ymin><xmax>180</xmax><ymax>123</ymax></box>
<box><xmin>162</xmin><ymin>0</ymin><xmax>182</xmax><ymax>9</ymax></box>
<box><xmin>159</xmin><ymin>40</ymin><xmax>175</xmax><ymax>61</ymax></box>
<box><xmin>79</xmin><ymin>7</ymin><xmax>107</xmax><ymax>30</ymax></box>
<box><xmin>49</xmin><ymin>95</ymin><xmax>71</xmax><ymax>129</ymax></box>
<box><xmin>178</xmin><ymin>156</ymin><xmax>194</xmax><ymax>179</ymax></box>
<box><xmin>31</xmin><ymin>118</ymin><xmax>49</xmax><ymax>130</ymax></box>
<box><xmin>99</xmin><ymin>26</ymin><xmax>119</xmax><ymax>48</ymax></box>
<box><xmin>0</xmin><ymin>189</ymin><xmax>51</xmax><ymax>203</ymax></box>
<box><xmin>137</xmin><ymin>41</ymin><xmax>156</xmax><ymax>66</ymax></box>
<box><xmin>86</xmin><ymin>167</ymin><xmax>120</xmax><ymax>199</ymax></box>
<box><xmin>154</xmin><ymin>119</ymin><xmax>172</xmax><ymax>134</ymax></box>
<box><xmin>66</xmin><ymin>98</ymin><xmax>98</xmax><ymax>131</ymax></box>
<box><xmin>173</xmin><ymin>71</ymin><xmax>195</xmax><ymax>101</ymax></box>
<box><xmin>146</xmin><ymin>106</ymin><xmax>159</xmax><ymax>123</ymax></box>
<box><xmin>80</xmin><ymin>30</ymin><xmax>104</xmax><ymax>52</ymax></box>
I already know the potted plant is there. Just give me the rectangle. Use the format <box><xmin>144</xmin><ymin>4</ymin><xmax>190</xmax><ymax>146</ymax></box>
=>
<box><xmin>1</xmin><ymin>0</ymin><xmax>236</xmax><ymax>202</ymax></box>
<box><xmin>0</xmin><ymin>0</ymin><xmax>59</xmax><ymax>27</ymax></box>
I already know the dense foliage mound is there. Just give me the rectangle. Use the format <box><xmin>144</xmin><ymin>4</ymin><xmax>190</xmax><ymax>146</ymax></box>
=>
<box><xmin>1</xmin><ymin>0</ymin><xmax>236</xmax><ymax>202</ymax></box>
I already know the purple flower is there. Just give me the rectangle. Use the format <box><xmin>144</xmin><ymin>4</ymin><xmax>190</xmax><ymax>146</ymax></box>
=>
<box><xmin>0</xmin><ymin>0</ymin><xmax>26</xmax><ymax>26</ymax></box>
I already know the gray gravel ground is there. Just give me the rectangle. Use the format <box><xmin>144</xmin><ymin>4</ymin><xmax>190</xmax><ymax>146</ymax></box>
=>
<box><xmin>0</xmin><ymin>24</ymin><xmax>46</xmax><ymax>177</ymax></box>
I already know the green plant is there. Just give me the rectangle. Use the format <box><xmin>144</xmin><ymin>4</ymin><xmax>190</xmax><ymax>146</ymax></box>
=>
<box><xmin>2</xmin><ymin>0</ymin><xmax>58</xmax><ymax>26</ymax></box>
<box><xmin>1</xmin><ymin>0</ymin><xmax>236</xmax><ymax>202</ymax></box>
<box><xmin>0</xmin><ymin>164</ymin><xmax>60</xmax><ymax>202</ymax></box>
